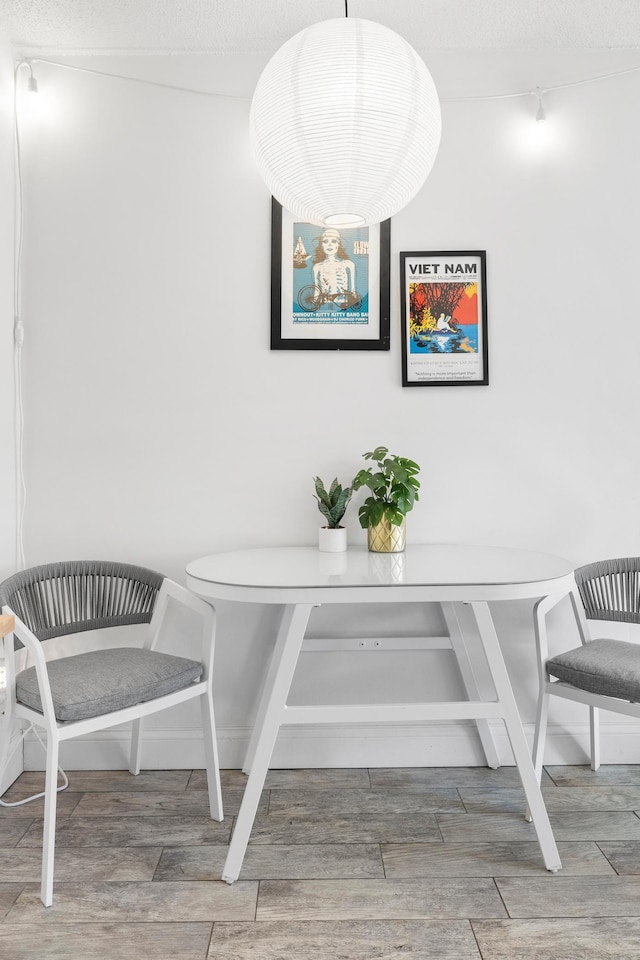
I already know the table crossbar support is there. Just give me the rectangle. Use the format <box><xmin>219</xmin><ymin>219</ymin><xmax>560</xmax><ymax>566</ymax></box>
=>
<box><xmin>280</xmin><ymin>701</ymin><xmax>502</xmax><ymax>724</ymax></box>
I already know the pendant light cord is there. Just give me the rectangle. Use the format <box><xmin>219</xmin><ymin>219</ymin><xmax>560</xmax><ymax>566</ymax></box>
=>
<box><xmin>13</xmin><ymin>62</ymin><xmax>28</xmax><ymax>572</ymax></box>
<box><xmin>344</xmin><ymin>1</ymin><xmax>348</xmax><ymax>17</ymax></box>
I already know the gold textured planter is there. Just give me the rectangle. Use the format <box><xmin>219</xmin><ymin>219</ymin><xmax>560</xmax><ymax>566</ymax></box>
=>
<box><xmin>367</xmin><ymin>516</ymin><xmax>406</xmax><ymax>553</ymax></box>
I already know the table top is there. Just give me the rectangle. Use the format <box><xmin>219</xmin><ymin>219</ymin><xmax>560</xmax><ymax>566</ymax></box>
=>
<box><xmin>186</xmin><ymin>544</ymin><xmax>576</xmax><ymax>605</ymax></box>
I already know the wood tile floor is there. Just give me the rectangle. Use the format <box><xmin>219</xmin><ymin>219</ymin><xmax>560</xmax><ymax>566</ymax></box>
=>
<box><xmin>2</xmin><ymin>764</ymin><xmax>640</xmax><ymax>958</ymax></box>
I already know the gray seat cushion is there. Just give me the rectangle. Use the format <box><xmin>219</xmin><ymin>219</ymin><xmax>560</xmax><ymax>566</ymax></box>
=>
<box><xmin>547</xmin><ymin>638</ymin><xmax>640</xmax><ymax>702</ymax></box>
<box><xmin>17</xmin><ymin>647</ymin><xmax>203</xmax><ymax>722</ymax></box>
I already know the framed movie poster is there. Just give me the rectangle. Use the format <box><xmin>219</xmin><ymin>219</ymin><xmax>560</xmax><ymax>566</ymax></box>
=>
<box><xmin>400</xmin><ymin>250</ymin><xmax>488</xmax><ymax>386</ymax></box>
<box><xmin>271</xmin><ymin>199</ymin><xmax>391</xmax><ymax>350</ymax></box>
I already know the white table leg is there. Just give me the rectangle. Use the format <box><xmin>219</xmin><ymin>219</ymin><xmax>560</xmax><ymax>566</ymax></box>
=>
<box><xmin>440</xmin><ymin>602</ymin><xmax>501</xmax><ymax>769</ymax></box>
<box><xmin>242</xmin><ymin>604</ymin><xmax>301</xmax><ymax>775</ymax></box>
<box><xmin>222</xmin><ymin>602</ymin><xmax>313</xmax><ymax>884</ymax></box>
<box><xmin>469</xmin><ymin>601</ymin><xmax>562</xmax><ymax>873</ymax></box>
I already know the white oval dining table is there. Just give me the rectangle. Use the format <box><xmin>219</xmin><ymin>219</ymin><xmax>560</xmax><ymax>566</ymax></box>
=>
<box><xmin>186</xmin><ymin>543</ymin><xmax>576</xmax><ymax>884</ymax></box>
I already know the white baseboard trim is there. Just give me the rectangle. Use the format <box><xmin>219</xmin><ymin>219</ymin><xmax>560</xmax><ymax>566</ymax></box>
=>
<box><xmin>22</xmin><ymin>719</ymin><xmax>640</xmax><ymax>771</ymax></box>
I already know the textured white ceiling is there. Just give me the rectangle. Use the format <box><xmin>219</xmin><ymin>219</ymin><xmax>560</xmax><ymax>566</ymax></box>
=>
<box><xmin>2</xmin><ymin>0</ymin><xmax>640</xmax><ymax>57</ymax></box>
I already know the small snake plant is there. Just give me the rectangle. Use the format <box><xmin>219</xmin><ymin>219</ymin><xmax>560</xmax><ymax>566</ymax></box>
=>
<box><xmin>313</xmin><ymin>477</ymin><xmax>353</xmax><ymax>528</ymax></box>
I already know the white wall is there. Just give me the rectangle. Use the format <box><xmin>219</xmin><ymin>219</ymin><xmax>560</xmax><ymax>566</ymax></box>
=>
<box><xmin>0</xmin><ymin>36</ymin><xmax>22</xmax><ymax>792</ymax></box>
<box><xmin>0</xmin><ymin>38</ymin><xmax>16</xmax><ymax>578</ymax></box>
<box><xmin>14</xmin><ymin>47</ymin><xmax>640</xmax><ymax>769</ymax></box>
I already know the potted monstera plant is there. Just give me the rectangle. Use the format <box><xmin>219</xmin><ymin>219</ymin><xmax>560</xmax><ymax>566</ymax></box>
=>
<box><xmin>352</xmin><ymin>446</ymin><xmax>421</xmax><ymax>553</ymax></box>
<box><xmin>313</xmin><ymin>476</ymin><xmax>353</xmax><ymax>552</ymax></box>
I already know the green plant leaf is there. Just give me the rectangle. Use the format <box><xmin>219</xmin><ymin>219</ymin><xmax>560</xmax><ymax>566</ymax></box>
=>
<box><xmin>328</xmin><ymin>477</ymin><xmax>340</xmax><ymax>498</ymax></box>
<box><xmin>363</xmin><ymin>446</ymin><xmax>388</xmax><ymax>463</ymax></box>
<box><xmin>369</xmin><ymin>501</ymin><xmax>385</xmax><ymax>526</ymax></box>
<box><xmin>387</xmin><ymin>506</ymin><xmax>404</xmax><ymax>526</ymax></box>
<box><xmin>352</xmin><ymin>469</ymin><xmax>369</xmax><ymax>490</ymax></box>
<box><xmin>353</xmin><ymin>469</ymin><xmax>386</xmax><ymax>493</ymax></box>
<box><xmin>393</xmin><ymin>492</ymin><xmax>411</xmax><ymax>515</ymax></box>
<box><xmin>313</xmin><ymin>476</ymin><xmax>330</xmax><ymax>504</ymax></box>
<box><xmin>317</xmin><ymin>502</ymin><xmax>331</xmax><ymax>523</ymax></box>
<box><xmin>328</xmin><ymin>489</ymin><xmax>351</xmax><ymax>526</ymax></box>
<box><xmin>387</xmin><ymin>461</ymin><xmax>408</xmax><ymax>482</ymax></box>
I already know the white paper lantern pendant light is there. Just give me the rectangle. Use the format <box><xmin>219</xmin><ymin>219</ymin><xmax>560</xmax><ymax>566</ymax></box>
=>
<box><xmin>250</xmin><ymin>8</ymin><xmax>442</xmax><ymax>227</ymax></box>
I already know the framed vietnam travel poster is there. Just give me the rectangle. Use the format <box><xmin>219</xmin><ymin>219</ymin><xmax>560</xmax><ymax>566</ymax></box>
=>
<box><xmin>400</xmin><ymin>251</ymin><xmax>488</xmax><ymax>386</ymax></box>
<box><xmin>271</xmin><ymin>198</ymin><xmax>391</xmax><ymax>350</ymax></box>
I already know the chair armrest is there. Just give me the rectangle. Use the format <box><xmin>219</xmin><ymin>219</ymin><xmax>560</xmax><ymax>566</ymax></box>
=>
<box><xmin>533</xmin><ymin>574</ymin><xmax>586</xmax><ymax>669</ymax></box>
<box><xmin>163</xmin><ymin>578</ymin><xmax>216</xmax><ymax>620</ymax></box>
<box><xmin>533</xmin><ymin>582</ymin><xmax>574</xmax><ymax>664</ymax></box>
<box><xmin>1</xmin><ymin>607</ymin><xmax>44</xmax><ymax>661</ymax></box>
<box><xmin>1</xmin><ymin>607</ymin><xmax>58</xmax><ymax>727</ymax></box>
<box><xmin>534</xmin><ymin>582</ymin><xmax>575</xmax><ymax>621</ymax></box>
<box><xmin>144</xmin><ymin>579</ymin><xmax>217</xmax><ymax>677</ymax></box>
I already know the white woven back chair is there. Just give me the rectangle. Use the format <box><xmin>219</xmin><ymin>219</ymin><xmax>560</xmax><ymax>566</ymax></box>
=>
<box><xmin>532</xmin><ymin>557</ymin><xmax>640</xmax><ymax>777</ymax></box>
<box><xmin>0</xmin><ymin>560</ymin><xmax>223</xmax><ymax>906</ymax></box>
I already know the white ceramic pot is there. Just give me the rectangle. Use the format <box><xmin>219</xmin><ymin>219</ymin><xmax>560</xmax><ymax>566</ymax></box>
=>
<box><xmin>318</xmin><ymin>526</ymin><xmax>347</xmax><ymax>553</ymax></box>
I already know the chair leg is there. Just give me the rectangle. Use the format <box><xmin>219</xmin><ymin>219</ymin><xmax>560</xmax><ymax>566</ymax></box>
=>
<box><xmin>129</xmin><ymin>719</ymin><xmax>144</xmax><ymax>776</ymax></box>
<box><xmin>41</xmin><ymin>731</ymin><xmax>60</xmax><ymax>907</ymax></box>
<box><xmin>525</xmin><ymin>688</ymin><xmax>550</xmax><ymax>822</ymax></box>
<box><xmin>200</xmin><ymin>690</ymin><xmax>223</xmax><ymax>821</ymax></box>
<box><xmin>589</xmin><ymin>706</ymin><xmax>600</xmax><ymax>771</ymax></box>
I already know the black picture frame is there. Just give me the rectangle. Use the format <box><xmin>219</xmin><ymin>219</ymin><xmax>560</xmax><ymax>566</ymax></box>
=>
<box><xmin>271</xmin><ymin>199</ymin><xmax>390</xmax><ymax>351</ymax></box>
<box><xmin>400</xmin><ymin>250</ymin><xmax>489</xmax><ymax>386</ymax></box>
